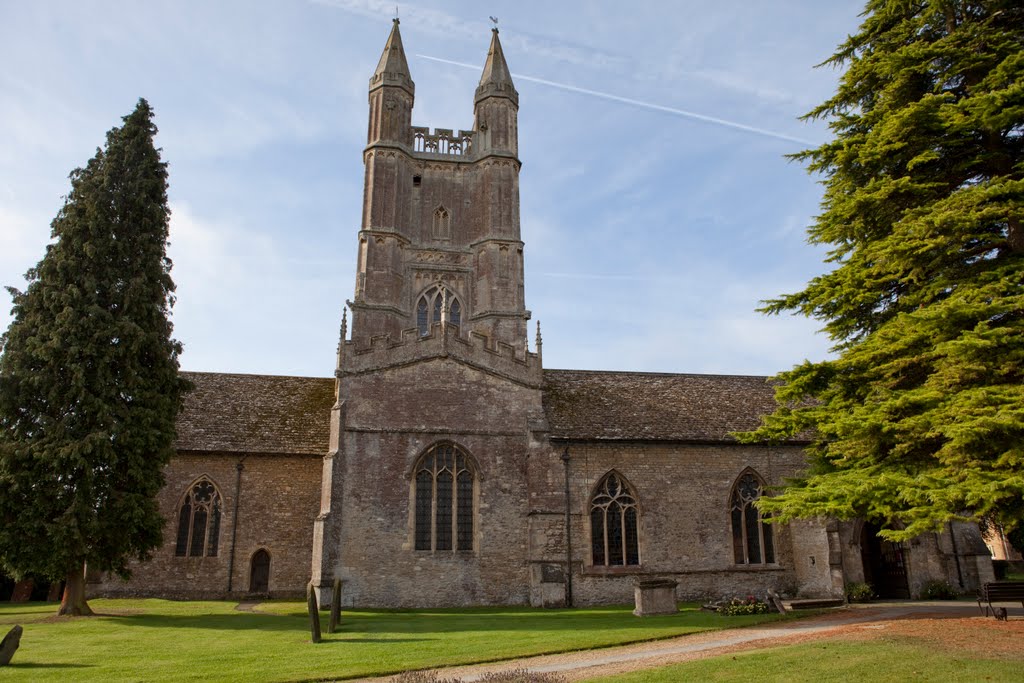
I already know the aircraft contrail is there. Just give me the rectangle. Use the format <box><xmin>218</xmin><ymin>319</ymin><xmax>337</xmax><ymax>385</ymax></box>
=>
<box><xmin>416</xmin><ymin>54</ymin><xmax>814</xmax><ymax>146</ymax></box>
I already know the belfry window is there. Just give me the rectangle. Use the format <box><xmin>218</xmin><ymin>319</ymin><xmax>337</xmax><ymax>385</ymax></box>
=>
<box><xmin>730</xmin><ymin>470</ymin><xmax>775</xmax><ymax>565</ymax></box>
<box><xmin>590</xmin><ymin>472</ymin><xmax>640</xmax><ymax>567</ymax></box>
<box><xmin>414</xmin><ymin>443</ymin><xmax>475</xmax><ymax>553</ymax></box>
<box><xmin>416</xmin><ymin>285</ymin><xmax>461</xmax><ymax>335</ymax></box>
<box><xmin>432</xmin><ymin>205</ymin><xmax>451</xmax><ymax>240</ymax></box>
<box><xmin>175</xmin><ymin>478</ymin><xmax>222</xmax><ymax>557</ymax></box>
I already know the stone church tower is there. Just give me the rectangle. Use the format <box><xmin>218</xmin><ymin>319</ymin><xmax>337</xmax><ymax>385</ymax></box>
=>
<box><xmin>311</xmin><ymin>20</ymin><xmax>547</xmax><ymax>606</ymax></box>
<box><xmin>87</xmin><ymin>20</ymin><xmax>994</xmax><ymax>607</ymax></box>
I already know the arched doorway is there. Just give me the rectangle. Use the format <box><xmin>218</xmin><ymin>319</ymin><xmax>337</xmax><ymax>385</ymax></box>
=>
<box><xmin>860</xmin><ymin>522</ymin><xmax>910</xmax><ymax>598</ymax></box>
<box><xmin>249</xmin><ymin>549</ymin><xmax>271</xmax><ymax>594</ymax></box>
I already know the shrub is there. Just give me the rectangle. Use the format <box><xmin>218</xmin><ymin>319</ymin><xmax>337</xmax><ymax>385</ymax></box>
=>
<box><xmin>479</xmin><ymin>670</ymin><xmax>565</xmax><ymax>682</ymax></box>
<box><xmin>394</xmin><ymin>673</ymin><xmax>462</xmax><ymax>683</ymax></box>
<box><xmin>395</xmin><ymin>670</ymin><xmax>565</xmax><ymax>683</ymax></box>
<box><xmin>919</xmin><ymin>580</ymin><xmax>958</xmax><ymax>600</ymax></box>
<box><xmin>719</xmin><ymin>595</ymin><xmax>770</xmax><ymax>616</ymax></box>
<box><xmin>845</xmin><ymin>582</ymin><xmax>874</xmax><ymax>603</ymax></box>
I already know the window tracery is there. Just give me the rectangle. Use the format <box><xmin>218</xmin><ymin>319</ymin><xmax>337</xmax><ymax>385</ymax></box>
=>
<box><xmin>416</xmin><ymin>284</ymin><xmax>461</xmax><ymax>335</ymax></box>
<box><xmin>730</xmin><ymin>470</ymin><xmax>775</xmax><ymax>565</ymax></box>
<box><xmin>175</xmin><ymin>478</ymin><xmax>222</xmax><ymax>558</ymax></box>
<box><xmin>590</xmin><ymin>472</ymin><xmax>640</xmax><ymax>567</ymax></box>
<box><xmin>432</xmin><ymin>206</ymin><xmax>451</xmax><ymax>240</ymax></box>
<box><xmin>414</xmin><ymin>443</ymin><xmax>475</xmax><ymax>553</ymax></box>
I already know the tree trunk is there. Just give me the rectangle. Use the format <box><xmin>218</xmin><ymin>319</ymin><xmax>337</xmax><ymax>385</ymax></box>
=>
<box><xmin>57</xmin><ymin>563</ymin><xmax>94</xmax><ymax>616</ymax></box>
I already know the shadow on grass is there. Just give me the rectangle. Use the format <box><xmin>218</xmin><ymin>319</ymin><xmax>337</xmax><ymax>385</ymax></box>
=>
<box><xmin>103</xmin><ymin>612</ymin><xmax>304</xmax><ymax>632</ymax></box>
<box><xmin>5</xmin><ymin>663</ymin><xmax>94</xmax><ymax>669</ymax></box>
<box><xmin>98</xmin><ymin>605</ymin><xmax>781</xmax><ymax>636</ymax></box>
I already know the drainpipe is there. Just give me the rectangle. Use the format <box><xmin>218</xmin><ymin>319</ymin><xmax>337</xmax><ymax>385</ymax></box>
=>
<box><xmin>226</xmin><ymin>457</ymin><xmax>247</xmax><ymax>594</ymax></box>
<box><xmin>948</xmin><ymin>522</ymin><xmax>964</xmax><ymax>589</ymax></box>
<box><xmin>561</xmin><ymin>447</ymin><xmax>573</xmax><ymax>608</ymax></box>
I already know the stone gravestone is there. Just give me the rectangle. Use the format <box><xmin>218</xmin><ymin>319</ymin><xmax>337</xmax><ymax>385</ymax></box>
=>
<box><xmin>767</xmin><ymin>589</ymin><xmax>787</xmax><ymax>614</ymax></box>
<box><xmin>633</xmin><ymin>579</ymin><xmax>679</xmax><ymax>616</ymax></box>
<box><xmin>306</xmin><ymin>583</ymin><xmax>322</xmax><ymax>643</ymax></box>
<box><xmin>328</xmin><ymin>578</ymin><xmax>342</xmax><ymax>634</ymax></box>
<box><xmin>0</xmin><ymin>625</ymin><xmax>22</xmax><ymax>666</ymax></box>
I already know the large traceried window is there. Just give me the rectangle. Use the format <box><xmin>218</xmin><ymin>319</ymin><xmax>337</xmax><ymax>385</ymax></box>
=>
<box><xmin>414</xmin><ymin>443</ymin><xmax>475</xmax><ymax>553</ymax></box>
<box><xmin>590</xmin><ymin>472</ymin><xmax>640</xmax><ymax>567</ymax></box>
<box><xmin>416</xmin><ymin>285</ymin><xmax>461</xmax><ymax>336</ymax></box>
<box><xmin>730</xmin><ymin>470</ymin><xmax>775</xmax><ymax>565</ymax></box>
<box><xmin>175</xmin><ymin>478</ymin><xmax>222</xmax><ymax>557</ymax></box>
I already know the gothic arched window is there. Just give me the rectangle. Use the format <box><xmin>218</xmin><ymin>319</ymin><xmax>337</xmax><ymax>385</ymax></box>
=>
<box><xmin>414</xmin><ymin>443</ymin><xmax>475</xmax><ymax>553</ymax></box>
<box><xmin>590</xmin><ymin>472</ymin><xmax>640</xmax><ymax>567</ymax></box>
<box><xmin>175</xmin><ymin>478</ymin><xmax>222</xmax><ymax>557</ymax></box>
<box><xmin>730</xmin><ymin>470</ymin><xmax>775</xmax><ymax>565</ymax></box>
<box><xmin>416</xmin><ymin>285</ymin><xmax>461</xmax><ymax>335</ymax></box>
<box><xmin>432</xmin><ymin>206</ymin><xmax>451</xmax><ymax>240</ymax></box>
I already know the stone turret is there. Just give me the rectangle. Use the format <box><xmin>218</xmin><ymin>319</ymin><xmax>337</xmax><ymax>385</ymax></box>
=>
<box><xmin>473</xmin><ymin>29</ymin><xmax>518</xmax><ymax>157</ymax></box>
<box><xmin>367</xmin><ymin>19</ymin><xmax>414</xmax><ymax>146</ymax></box>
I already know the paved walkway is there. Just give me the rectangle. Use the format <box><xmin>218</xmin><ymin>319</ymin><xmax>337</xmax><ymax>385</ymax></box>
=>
<box><xmin>348</xmin><ymin>601</ymin><xmax>985</xmax><ymax>682</ymax></box>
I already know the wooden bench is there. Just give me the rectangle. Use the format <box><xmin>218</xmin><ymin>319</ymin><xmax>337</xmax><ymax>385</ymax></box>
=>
<box><xmin>977</xmin><ymin>581</ymin><xmax>1024</xmax><ymax>620</ymax></box>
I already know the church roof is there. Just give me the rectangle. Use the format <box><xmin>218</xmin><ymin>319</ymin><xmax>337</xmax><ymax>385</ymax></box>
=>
<box><xmin>173</xmin><ymin>368</ymin><xmax>800</xmax><ymax>455</ymax></box>
<box><xmin>175</xmin><ymin>371</ymin><xmax>335</xmax><ymax>456</ymax></box>
<box><xmin>542</xmin><ymin>369</ymin><xmax>799</xmax><ymax>443</ymax></box>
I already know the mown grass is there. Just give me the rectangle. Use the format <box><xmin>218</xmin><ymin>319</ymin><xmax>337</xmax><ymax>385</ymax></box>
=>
<box><xmin>0</xmin><ymin>599</ymin><xmax>790</xmax><ymax>682</ymax></box>
<box><xmin>581</xmin><ymin>637</ymin><xmax>1024</xmax><ymax>683</ymax></box>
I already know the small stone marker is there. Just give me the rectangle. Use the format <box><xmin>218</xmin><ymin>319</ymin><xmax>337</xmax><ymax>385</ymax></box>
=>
<box><xmin>328</xmin><ymin>578</ymin><xmax>342</xmax><ymax>633</ymax></box>
<box><xmin>633</xmin><ymin>579</ymin><xmax>679</xmax><ymax>616</ymax></box>
<box><xmin>0</xmin><ymin>625</ymin><xmax>23</xmax><ymax>666</ymax></box>
<box><xmin>767</xmin><ymin>589</ymin><xmax>787</xmax><ymax>614</ymax></box>
<box><xmin>306</xmin><ymin>583</ymin><xmax>322</xmax><ymax>643</ymax></box>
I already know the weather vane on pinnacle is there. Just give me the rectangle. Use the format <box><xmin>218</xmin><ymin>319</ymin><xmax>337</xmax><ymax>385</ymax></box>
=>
<box><xmin>489</xmin><ymin>16</ymin><xmax>499</xmax><ymax>30</ymax></box>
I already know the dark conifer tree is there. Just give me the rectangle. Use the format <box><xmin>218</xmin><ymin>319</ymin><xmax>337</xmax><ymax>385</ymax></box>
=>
<box><xmin>741</xmin><ymin>0</ymin><xmax>1024</xmax><ymax>539</ymax></box>
<box><xmin>0</xmin><ymin>99</ymin><xmax>189</xmax><ymax>615</ymax></box>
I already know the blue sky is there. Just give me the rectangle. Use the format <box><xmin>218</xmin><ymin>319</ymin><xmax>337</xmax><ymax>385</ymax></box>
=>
<box><xmin>0</xmin><ymin>0</ymin><xmax>865</xmax><ymax>378</ymax></box>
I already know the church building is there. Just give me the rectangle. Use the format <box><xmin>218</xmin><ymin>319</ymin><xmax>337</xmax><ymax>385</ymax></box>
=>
<box><xmin>94</xmin><ymin>21</ymin><xmax>994</xmax><ymax>607</ymax></box>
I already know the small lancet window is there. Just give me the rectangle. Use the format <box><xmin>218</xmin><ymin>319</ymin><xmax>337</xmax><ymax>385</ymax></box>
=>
<box><xmin>175</xmin><ymin>478</ymin><xmax>222</xmax><ymax>558</ymax></box>
<box><xmin>590</xmin><ymin>472</ymin><xmax>640</xmax><ymax>567</ymax></box>
<box><xmin>730</xmin><ymin>471</ymin><xmax>775</xmax><ymax>565</ymax></box>
<box><xmin>498</xmin><ymin>245</ymin><xmax>510</xmax><ymax>279</ymax></box>
<box><xmin>416</xmin><ymin>284</ymin><xmax>462</xmax><ymax>336</ymax></box>
<box><xmin>413</xmin><ymin>443</ymin><xmax>476</xmax><ymax>553</ymax></box>
<box><xmin>432</xmin><ymin>206</ymin><xmax>451</xmax><ymax>240</ymax></box>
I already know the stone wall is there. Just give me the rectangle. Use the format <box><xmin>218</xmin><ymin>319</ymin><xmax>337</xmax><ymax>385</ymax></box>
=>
<box><xmin>92</xmin><ymin>451</ymin><xmax>321</xmax><ymax>599</ymax></box>
<box><xmin>836</xmin><ymin>519</ymin><xmax>994</xmax><ymax>598</ymax></box>
<box><xmin>315</xmin><ymin>356</ymin><xmax>546</xmax><ymax>607</ymax></box>
<box><xmin>526</xmin><ymin>441</ymin><xmax>837</xmax><ymax>606</ymax></box>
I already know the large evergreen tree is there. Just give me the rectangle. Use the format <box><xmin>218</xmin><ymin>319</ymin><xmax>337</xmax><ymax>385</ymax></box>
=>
<box><xmin>0</xmin><ymin>99</ymin><xmax>188</xmax><ymax>615</ymax></box>
<box><xmin>741</xmin><ymin>1</ymin><xmax>1024</xmax><ymax>540</ymax></box>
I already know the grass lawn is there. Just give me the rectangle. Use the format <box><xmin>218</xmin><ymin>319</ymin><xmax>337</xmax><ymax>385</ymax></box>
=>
<box><xmin>581</xmin><ymin>635</ymin><xmax>1024</xmax><ymax>683</ymax></box>
<box><xmin>0</xmin><ymin>599</ymin><xmax>790</xmax><ymax>682</ymax></box>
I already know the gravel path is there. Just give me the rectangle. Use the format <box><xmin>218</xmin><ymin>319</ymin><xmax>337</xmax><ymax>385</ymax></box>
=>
<box><xmin>344</xmin><ymin>602</ymin><xmax>992</xmax><ymax>682</ymax></box>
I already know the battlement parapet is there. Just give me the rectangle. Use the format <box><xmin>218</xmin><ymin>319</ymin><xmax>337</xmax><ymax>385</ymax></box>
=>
<box><xmin>340</xmin><ymin>322</ymin><xmax>541</xmax><ymax>386</ymax></box>
<box><xmin>412</xmin><ymin>127</ymin><xmax>475</xmax><ymax>158</ymax></box>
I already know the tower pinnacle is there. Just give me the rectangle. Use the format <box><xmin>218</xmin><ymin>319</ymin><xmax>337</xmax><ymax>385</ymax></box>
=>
<box><xmin>370</xmin><ymin>18</ymin><xmax>414</xmax><ymax>97</ymax></box>
<box><xmin>475</xmin><ymin>28</ymin><xmax>518</xmax><ymax>106</ymax></box>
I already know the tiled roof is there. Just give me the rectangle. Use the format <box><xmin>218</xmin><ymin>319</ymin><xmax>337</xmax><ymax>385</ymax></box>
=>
<box><xmin>175</xmin><ymin>372</ymin><xmax>335</xmax><ymax>455</ymax></box>
<box><xmin>542</xmin><ymin>369</ymin><xmax>795</xmax><ymax>443</ymax></box>
<box><xmin>174</xmin><ymin>368</ymin><xmax>795</xmax><ymax>453</ymax></box>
